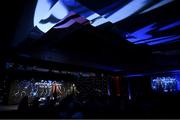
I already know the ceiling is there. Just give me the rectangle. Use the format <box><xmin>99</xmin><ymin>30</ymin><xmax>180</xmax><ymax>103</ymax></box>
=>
<box><xmin>1</xmin><ymin>0</ymin><xmax>180</xmax><ymax>75</ymax></box>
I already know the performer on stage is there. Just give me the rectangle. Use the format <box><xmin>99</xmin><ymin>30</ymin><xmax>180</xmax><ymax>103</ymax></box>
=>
<box><xmin>51</xmin><ymin>81</ymin><xmax>62</xmax><ymax>99</ymax></box>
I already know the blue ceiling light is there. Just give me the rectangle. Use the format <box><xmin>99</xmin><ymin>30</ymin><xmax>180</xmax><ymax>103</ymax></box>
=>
<box><xmin>90</xmin><ymin>16</ymin><xmax>109</xmax><ymax>27</ymax></box>
<box><xmin>140</xmin><ymin>0</ymin><xmax>174</xmax><ymax>14</ymax></box>
<box><xmin>66</xmin><ymin>2</ymin><xmax>110</xmax><ymax>27</ymax></box>
<box><xmin>34</xmin><ymin>0</ymin><xmax>54</xmax><ymax>27</ymax></box>
<box><xmin>61</xmin><ymin>0</ymin><xmax>79</xmax><ymax>7</ymax></box>
<box><xmin>159</xmin><ymin>20</ymin><xmax>180</xmax><ymax>31</ymax></box>
<box><xmin>169</xmin><ymin>70</ymin><xmax>180</xmax><ymax>73</ymax></box>
<box><xmin>89</xmin><ymin>0</ymin><xmax>175</xmax><ymax>26</ymax></box>
<box><xmin>134</xmin><ymin>35</ymin><xmax>175</xmax><ymax>44</ymax></box>
<box><xmin>33</xmin><ymin>0</ymin><xmax>178</xmax><ymax>38</ymax></box>
<box><xmin>96</xmin><ymin>0</ymin><xmax>123</xmax><ymax>15</ymax></box>
<box><xmin>61</xmin><ymin>0</ymin><xmax>99</xmax><ymax>21</ymax></box>
<box><xmin>34</xmin><ymin>0</ymin><xmax>104</xmax><ymax>32</ymax></box>
<box><xmin>36</xmin><ymin>22</ymin><xmax>56</xmax><ymax>33</ymax></box>
<box><xmin>126</xmin><ymin>23</ymin><xmax>157</xmax><ymax>43</ymax></box>
<box><xmin>47</xmin><ymin>1</ymin><xmax>68</xmax><ymax>19</ymax></box>
<box><xmin>106</xmin><ymin>0</ymin><xmax>149</xmax><ymax>23</ymax></box>
<box><xmin>125</xmin><ymin>74</ymin><xmax>145</xmax><ymax>78</ymax></box>
<box><xmin>86</xmin><ymin>13</ymin><xmax>100</xmax><ymax>21</ymax></box>
<box><xmin>34</xmin><ymin>0</ymin><xmax>69</xmax><ymax>33</ymax></box>
<box><xmin>147</xmin><ymin>35</ymin><xmax>180</xmax><ymax>45</ymax></box>
<box><xmin>126</xmin><ymin>20</ymin><xmax>180</xmax><ymax>45</ymax></box>
<box><xmin>85</xmin><ymin>13</ymin><xmax>110</xmax><ymax>27</ymax></box>
<box><xmin>73</xmin><ymin>6</ymin><xmax>93</xmax><ymax>17</ymax></box>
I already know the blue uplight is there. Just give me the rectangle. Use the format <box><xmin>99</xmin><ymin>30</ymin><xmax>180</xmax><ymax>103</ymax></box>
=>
<box><xmin>128</xmin><ymin>81</ymin><xmax>132</xmax><ymax>100</ymax></box>
<box><xmin>107</xmin><ymin>80</ymin><xmax>111</xmax><ymax>96</ymax></box>
<box><xmin>169</xmin><ymin>70</ymin><xmax>180</xmax><ymax>73</ymax></box>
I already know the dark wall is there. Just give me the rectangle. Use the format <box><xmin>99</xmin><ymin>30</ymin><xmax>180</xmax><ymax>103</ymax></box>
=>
<box><xmin>123</xmin><ymin>76</ymin><xmax>152</xmax><ymax>100</ymax></box>
<box><xmin>12</xmin><ymin>0</ymin><xmax>37</xmax><ymax>47</ymax></box>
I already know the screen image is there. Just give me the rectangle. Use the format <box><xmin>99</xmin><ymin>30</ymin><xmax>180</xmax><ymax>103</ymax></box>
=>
<box><xmin>8</xmin><ymin>79</ymin><xmax>78</xmax><ymax>105</ymax></box>
<box><xmin>151</xmin><ymin>77</ymin><xmax>178</xmax><ymax>93</ymax></box>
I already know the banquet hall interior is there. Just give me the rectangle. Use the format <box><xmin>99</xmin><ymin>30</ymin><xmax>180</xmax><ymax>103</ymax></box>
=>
<box><xmin>0</xmin><ymin>0</ymin><xmax>180</xmax><ymax>119</ymax></box>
